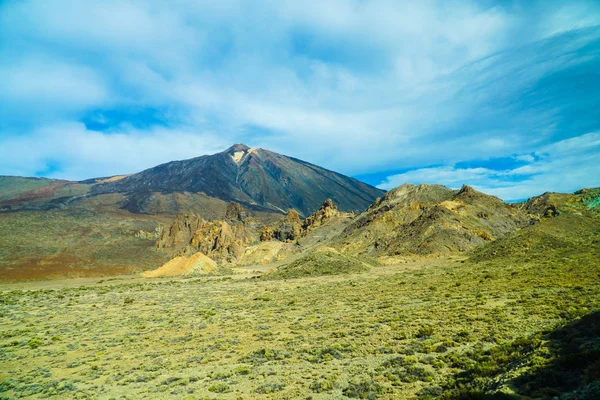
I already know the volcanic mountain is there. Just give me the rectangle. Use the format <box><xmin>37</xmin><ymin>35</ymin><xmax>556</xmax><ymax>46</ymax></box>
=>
<box><xmin>90</xmin><ymin>144</ymin><xmax>384</xmax><ymax>216</ymax></box>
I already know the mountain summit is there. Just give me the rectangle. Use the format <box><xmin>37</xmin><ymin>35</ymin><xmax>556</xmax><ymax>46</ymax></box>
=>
<box><xmin>91</xmin><ymin>144</ymin><xmax>384</xmax><ymax>216</ymax></box>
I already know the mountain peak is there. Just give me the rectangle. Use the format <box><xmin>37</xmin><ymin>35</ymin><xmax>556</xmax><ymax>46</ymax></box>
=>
<box><xmin>225</xmin><ymin>143</ymin><xmax>254</xmax><ymax>165</ymax></box>
<box><xmin>226</xmin><ymin>143</ymin><xmax>251</xmax><ymax>153</ymax></box>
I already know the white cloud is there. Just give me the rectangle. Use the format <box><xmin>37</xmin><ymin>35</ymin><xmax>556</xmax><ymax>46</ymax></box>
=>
<box><xmin>0</xmin><ymin>123</ymin><xmax>228</xmax><ymax>180</ymax></box>
<box><xmin>0</xmin><ymin>0</ymin><xmax>598</xmax><ymax>183</ymax></box>
<box><xmin>0</xmin><ymin>57</ymin><xmax>107</xmax><ymax>117</ymax></box>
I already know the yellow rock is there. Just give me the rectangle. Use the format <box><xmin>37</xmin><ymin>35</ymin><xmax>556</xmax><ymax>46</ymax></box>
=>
<box><xmin>239</xmin><ymin>241</ymin><xmax>284</xmax><ymax>265</ymax></box>
<box><xmin>313</xmin><ymin>246</ymin><xmax>339</xmax><ymax>254</ymax></box>
<box><xmin>141</xmin><ymin>252</ymin><xmax>217</xmax><ymax>277</ymax></box>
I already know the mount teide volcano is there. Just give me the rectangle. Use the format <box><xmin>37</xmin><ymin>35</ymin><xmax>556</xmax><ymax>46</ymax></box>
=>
<box><xmin>0</xmin><ymin>144</ymin><xmax>383</xmax><ymax>280</ymax></box>
<box><xmin>91</xmin><ymin>144</ymin><xmax>384</xmax><ymax>216</ymax></box>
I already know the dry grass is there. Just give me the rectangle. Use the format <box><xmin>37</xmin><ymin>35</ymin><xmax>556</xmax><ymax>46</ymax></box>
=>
<box><xmin>1</xmin><ymin>242</ymin><xmax>598</xmax><ymax>399</ymax></box>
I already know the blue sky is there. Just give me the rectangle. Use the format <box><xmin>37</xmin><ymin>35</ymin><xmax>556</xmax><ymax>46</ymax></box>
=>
<box><xmin>0</xmin><ymin>0</ymin><xmax>599</xmax><ymax>200</ymax></box>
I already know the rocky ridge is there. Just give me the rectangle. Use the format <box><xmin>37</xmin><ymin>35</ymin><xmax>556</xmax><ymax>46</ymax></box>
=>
<box><xmin>333</xmin><ymin>184</ymin><xmax>531</xmax><ymax>257</ymax></box>
<box><xmin>520</xmin><ymin>187</ymin><xmax>600</xmax><ymax>218</ymax></box>
<box><xmin>145</xmin><ymin>184</ymin><xmax>600</xmax><ymax>279</ymax></box>
<box><xmin>148</xmin><ymin>199</ymin><xmax>347</xmax><ymax>276</ymax></box>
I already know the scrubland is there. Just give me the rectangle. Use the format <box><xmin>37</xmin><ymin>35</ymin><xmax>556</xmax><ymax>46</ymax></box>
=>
<box><xmin>1</xmin><ymin>237</ymin><xmax>598</xmax><ymax>399</ymax></box>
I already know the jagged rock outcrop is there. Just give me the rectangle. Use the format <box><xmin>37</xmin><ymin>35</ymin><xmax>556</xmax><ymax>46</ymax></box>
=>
<box><xmin>267</xmin><ymin>209</ymin><xmax>303</xmax><ymax>242</ymax></box>
<box><xmin>156</xmin><ymin>213</ymin><xmax>258</xmax><ymax>263</ymax></box>
<box><xmin>260</xmin><ymin>226</ymin><xmax>274</xmax><ymax>241</ymax></box>
<box><xmin>156</xmin><ymin>213</ymin><xmax>203</xmax><ymax>249</ymax></box>
<box><xmin>261</xmin><ymin>199</ymin><xmax>342</xmax><ymax>243</ymax></box>
<box><xmin>302</xmin><ymin>198</ymin><xmax>339</xmax><ymax>233</ymax></box>
<box><xmin>225</xmin><ymin>202</ymin><xmax>248</xmax><ymax>221</ymax></box>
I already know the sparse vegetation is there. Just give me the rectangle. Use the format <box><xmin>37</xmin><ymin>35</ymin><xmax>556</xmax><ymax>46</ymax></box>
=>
<box><xmin>264</xmin><ymin>248</ymin><xmax>372</xmax><ymax>280</ymax></box>
<box><xmin>0</xmin><ymin>209</ymin><xmax>170</xmax><ymax>280</ymax></box>
<box><xmin>0</xmin><ymin>219</ymin><xmax>598</xmax><ymax>398</ymax></box>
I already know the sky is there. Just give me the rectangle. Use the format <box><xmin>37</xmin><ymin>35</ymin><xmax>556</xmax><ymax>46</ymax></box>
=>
<box><xmin>0</xmin><ymin>0</ymin><xmax>599</xmax><ymax>201</ymax></box>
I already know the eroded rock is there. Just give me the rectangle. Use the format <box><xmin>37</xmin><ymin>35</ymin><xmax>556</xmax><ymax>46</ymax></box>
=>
<box><xmin>261</xmin><ymin>199</ymin><xmax>341</xmax><ymax>243</ymax></box>
<box><xmin>225</xmin><ymin>202</ymin><xmax>248</xmax><ymax>221</ymax></box>
<box><xmin>156</xmin><ymin>213</ymin><xmax>257</xmax><ymax>263</ymax></box>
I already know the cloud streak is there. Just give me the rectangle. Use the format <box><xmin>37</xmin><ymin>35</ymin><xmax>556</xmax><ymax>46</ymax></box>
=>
<box><xmin>0</xmin><ymin>0</ymin><xmax>598</xmax><ymax>197</ymax></box>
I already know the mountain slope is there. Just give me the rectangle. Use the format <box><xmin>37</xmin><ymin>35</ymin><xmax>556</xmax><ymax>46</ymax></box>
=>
<box><xmin>331</xmin><ymin>183</ymin><xmax>531</xmax><ymax>257</ymax></box>
<box><xmin>90</xmin><ymin>144</ymin><xmax>384</xmax><ymax>216</ymax></box>
<box><xmin>471</xmin><ymin>187</ymin><xmax>600</xmax><ymax>264</ymax></box>
<box><xmin>0</xmin><ymin>176</ymin><xmax>89</xmax><ymax>211</ymax></box>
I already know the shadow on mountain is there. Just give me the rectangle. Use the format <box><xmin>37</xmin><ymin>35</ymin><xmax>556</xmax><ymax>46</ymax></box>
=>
<box><xmin>419</xmin><ymin>311</ymin><xmax>600</xmax><ymax>400</ymax></box>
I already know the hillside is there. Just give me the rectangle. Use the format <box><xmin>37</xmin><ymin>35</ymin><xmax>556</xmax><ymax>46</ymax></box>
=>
<box><xmin>426</xmin><ymin>187</ymin><xmax>600</xmax><ymax>399</ymax></box>
<box><xmin>331</xmin><ymin>183</ymin><xmax>531</xmax><ymax>257</ymax></box>
<box><xmin>0</xmin><ymin>176</ymin><xmax>90</xmax><ymax>212</ymax></box>
<box><xmin>470</xmin><ymin>187</ymin><xmax>600</xmax><ymax>265</ymax></box>
<box><xmin>0</xmin><ymin>209</ymin><xmax>170</xmax><ymax>281</ymax></box>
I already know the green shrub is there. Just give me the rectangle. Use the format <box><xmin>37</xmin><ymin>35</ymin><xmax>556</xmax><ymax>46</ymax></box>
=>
<box><xmin>343</xmin><ymin>379</ymin><xmax>387</xmax><ymax>399</ymax></box>
<box><xmin>304</xmin><ymin>345</ymin><xmax>352</xmax><ymax>363</ymax></box>
<box><xmin>255</xmin><ymin>382</ymin><xmax>285</xmax><ymax>394</ymax></box>
<box><xmin>27</xmin><ymin>338</ymin><xmax>43</xmax><ymax>349</ymax></box>
<box><xmin>241</xmin><ymin>348</ymin><xmax>287</xmax><ymax>364</ymax></box>
<box><xmin>232</xmin><ymin>365</ymin><xmax>251</xmax><ymax>375</ymax></box>
<box><xmin>310</xmin><ymin>378</ymin><xmax>335</xmax><ymax>393</ymax></box>
<box><xmin>416</xmin><ymin>326</ymin><xmax>434</xmax><ymax>338</ymax></box>
<box><xmin>208</xmin><ymin>382</ymin><xmax>230</xmax><ymax>393</ymax></box>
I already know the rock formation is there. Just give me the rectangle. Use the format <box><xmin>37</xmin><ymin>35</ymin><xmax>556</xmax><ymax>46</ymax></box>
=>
<box><xmin>261</xmin><ymin>199</ymin><xmax>342</xmax><ymax>243</ymax></box>
<box><xmin>156</xmin><ymin>213</ymin><xmax>258</xmax><ymax>263</ymax></box>
<box><xmin>225</xmin><ymin>202</ymin><xmax>248</xmax><ymax>221</ymax></box>
<box><xmin>155</xmin><ymin>213</ymin><xmax>203</xmax><ymax>249</ymax></box>
<box><xmin>302</xmin><ymin>198</ymin><xmax>339</xmax><ymax>233</ymax></box>
<box><xmin>269</xmin><ymin>209</ymin><xmax>303</xmax><ymax>242</ymax></box>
